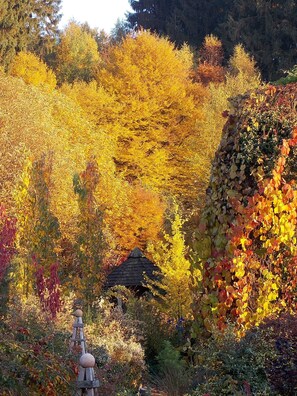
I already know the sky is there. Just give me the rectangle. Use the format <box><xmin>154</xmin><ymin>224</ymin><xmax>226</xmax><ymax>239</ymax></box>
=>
<box><xmin>59</xmin><ymin>0</ymin><xmax>132</xmax><ymax>34</ymax></box>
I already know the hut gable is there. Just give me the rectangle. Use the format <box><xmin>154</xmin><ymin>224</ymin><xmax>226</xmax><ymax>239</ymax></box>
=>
<box><xmin>105</xmin><ymin>247</ymin><xmax>159</xmax><ymax>290</ymax></box>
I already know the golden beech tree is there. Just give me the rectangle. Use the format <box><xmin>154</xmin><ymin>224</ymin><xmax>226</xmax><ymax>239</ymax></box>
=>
<box><xmin>108</xmin><ymin>184</ymin><xmax>166</xmax><ymax>257</ymax></box>
<box><xmin>9</xmin><ymin>51</ymin><xmax>57</xmax><ymax>91</ymax></box>
<box><xmin>147</xmin><ymin>202</ymin><xmax>201</xmax><ymax>320</ymax></box>
<box><xmin>59</xmin><ymin>80</ymin><xmax>121</xmax><ymax>136</ymax></box>
<box><xmin>97</xmin><ymin>30</ymin><xmax>204</xmax><ymax>204</ymax></box>
<box><xmin>56</xmin><ymin>21</ymin><xmax>101</xmax><ymax>84</ymax></box>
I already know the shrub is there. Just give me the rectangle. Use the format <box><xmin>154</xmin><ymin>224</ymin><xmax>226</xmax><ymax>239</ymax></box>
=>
<box><xmin>190</xmin><ymin>324</ymin><xmax>273</xmax><ymax>395</ymax></box>
<box><xmin>154</xmin><ymin>340</ymin><xmax>190</xmax><ymax>396</ymax></box>
<box><xmin>10</xmin><ymin>52</ymin><xmax>57</xmax><ymax>91</ymax></box>
<box><xmin>0</xmin><ymin>295</ymin><xmax>76</xmax><ymax>395</ymax></box>
<box><xmin>190</xmin><ymin>315</ymin><xmax>297</xmax><ymax>395</ymax></box>
<box><xmin>260</xmin><ymin>314</ymin><xmax>297</xmax><ymax>395</ymax></box>
<box><xmin>124</xmin><ymin>291</ymin><xmax>175</xmax><ymax>366</ymax></box>
<box><xmin>83</xmin><ymin>295</ymin><xmax>146</xmax><ymax>395</ymax></box>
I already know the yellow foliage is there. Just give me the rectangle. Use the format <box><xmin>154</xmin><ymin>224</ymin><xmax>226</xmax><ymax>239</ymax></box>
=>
<box><xmin>204</xmin><ymin>34</ymin><xmax>223</xmax><ymax>49</ymax></box>
<box><xmin>105</xmin><ymin>183</ymin><xmax>166</xmax><ymax>256</ymax></box>
<box><xmin>194</xmin><ymin>45</ymin><xmax>261</xmax><ymax>205</ymax></box>
<box><xmin>56</xmin><ymin>22</ymin><xmax>101</xmax><ymax>84</ymax></box>
<box><xmin>97</xmin><ymin>30</ymin><xmax>203</xmax><ymax>202</ymax></box>
<box><xmin>0</xmin><ymin>71</ymin><xmax>115</xmax><ymax>239</ymax></box>
<box><xmin>176</xmin><ymin>43</ymin><xmax>195</xmax><ymax>71</ymax></box>
<box><xmin>10</xmin><ymin>51</ymin><xmax>57</xmax><ymax>91</ymax></box>
<box><xmin>148</xmin><ymin>202</ymin><xmax>200</xmax><ymax>320</ymax></box>
<box><xmin>229</xmin><ymin>44</ymin><xmax>260</xmax><ymax>81</ymax></box>
<box><xmin>60</xmin><ymin>80</ymin><xmax>120</xmax><ymax>133</ymax></box>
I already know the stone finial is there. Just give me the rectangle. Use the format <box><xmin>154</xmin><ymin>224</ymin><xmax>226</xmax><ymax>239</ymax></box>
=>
<box><xmin>79</xmin><ymin>353</ymin><xmax>96</xmax><ymax>368</ymax></box>
<box><xmin>72</xmin><ymin>309</ymin><xmax>83</xmax><ymax>317</ymax></box>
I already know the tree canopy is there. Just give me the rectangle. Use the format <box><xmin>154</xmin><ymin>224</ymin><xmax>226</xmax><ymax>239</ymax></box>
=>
<box><xmin>0</xmin><ymin>0</ymin><xmax>61</xmax><ymax>68</ymax></box>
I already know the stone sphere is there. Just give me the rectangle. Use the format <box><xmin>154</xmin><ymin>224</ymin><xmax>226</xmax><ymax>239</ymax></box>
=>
<box><xmin>80</xmin><ymin>353</ymin><xmax>95</xmax><ymax>368</ymax></box>
<box><xmin>73</xmin><ymin>309</ymin><xmax>83</xmax><ymax>317</ymax></box>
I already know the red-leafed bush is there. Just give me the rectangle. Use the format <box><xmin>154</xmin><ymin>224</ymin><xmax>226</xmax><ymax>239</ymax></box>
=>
<box><xmin>35</xmin><ymin>260</ymin><xmax>62</xmax><ymax>319</ymax></box>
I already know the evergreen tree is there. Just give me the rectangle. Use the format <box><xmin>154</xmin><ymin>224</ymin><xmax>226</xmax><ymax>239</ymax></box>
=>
<box><xmin>0</xmin><ymin>0</ymin><xmax>61</xmax><ymax>69</ymax></box>
<box><xmin>128</xmin><ymin>0</ymin><xmax>232</xmax><ymax>48</ymax></box>
<box><xmin>27</xmin><ymin>0</ymin><xmax>62</xmax><ymax>59</ymax></box>
<box><xmin>128</xmin><ymin>0</ymin><xmax>175</xmax><ymax>35</ymax></box>
<box><xmin>110</xmin><ymin>18</ymin><xmax>131</xmax><ymax>43</ymax></box>
<box><xmin>167</xmin><ymin>0</ymin><xmax>233</xmax><ymax>46</ymax></box>
<box><xmin>219</xmin><ymin>0</ymin><xmax>297</xmax><ymax>81</ymax></box>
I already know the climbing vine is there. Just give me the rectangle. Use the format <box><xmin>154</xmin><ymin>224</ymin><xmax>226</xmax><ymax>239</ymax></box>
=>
<box><xmin>195</xmin><ymin>83</ymin><xmax>297</xmax><ymax>334</ymax></box>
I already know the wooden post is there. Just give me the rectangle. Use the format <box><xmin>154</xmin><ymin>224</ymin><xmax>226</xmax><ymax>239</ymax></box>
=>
<box><xmin>70</xmin><ymin>309</ymin><xmax>100</xmax><ymax>395</ymax></box>
<box><xmin>77</xmin><ymin>353</ymin><xmax>100</xmax><ymax>396</ymax></box>
<box><xmin>70</xmin><ymin>309</ymin><xmax>86</xmax><ymax>355</ymax></box>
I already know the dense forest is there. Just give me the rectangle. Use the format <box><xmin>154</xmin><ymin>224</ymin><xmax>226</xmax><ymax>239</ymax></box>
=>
<box><xmin>128</xmin><ymin>0</ymin><xmax>297</xmax><ymax>81</ymax></box>
<box><xmin>0</xmin><ymin>1</ymin><xmax>297</xmax><ymax>395</ymax></box>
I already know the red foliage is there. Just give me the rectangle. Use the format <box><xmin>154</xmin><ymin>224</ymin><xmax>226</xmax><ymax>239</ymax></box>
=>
<box><xmin>35</xmin><ymin>260</ymin><xmax>62</xmax><ymax>318</ymax></box>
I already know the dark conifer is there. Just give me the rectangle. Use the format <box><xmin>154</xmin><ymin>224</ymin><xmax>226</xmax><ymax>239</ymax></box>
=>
<box><xmin>0</xmin><ymin>0</ymin><xmax>61</xmax><ymax>69</ymax></box>
<box><xmin>219</xmin><ymin>0</ymin><xmax>297</xmax><ymax>81</ymax></box>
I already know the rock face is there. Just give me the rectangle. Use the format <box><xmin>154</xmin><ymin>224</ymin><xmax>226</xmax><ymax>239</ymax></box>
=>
<box><xmin>194</xmin><ymin>83</ymin><xmax>297</xmax><ymax>333</ymax></box>
<box><xmin>200</xmin><ymin>83</ymin><xmax>297</xmax><ymax>254</ymax></box>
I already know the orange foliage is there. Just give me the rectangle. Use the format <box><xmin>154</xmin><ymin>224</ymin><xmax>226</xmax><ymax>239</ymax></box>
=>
<box><xmin>108</xmin><ymin>184</ymin><xmax>166</xmax><ymax>256</ymax></box>
<box><xmin>97</xmin><ymin>31</ymin><xmax>204</xmax><ymax>202</ymax></box>
<box><xmin>195</xmin><ymin>35</ymin><xmax>225</xmax><ymax>85</ymax></box>
<box><xmin>196</xmin><ymin>63</ymin><xmax>225</xmax><ymax>85</ymax></box>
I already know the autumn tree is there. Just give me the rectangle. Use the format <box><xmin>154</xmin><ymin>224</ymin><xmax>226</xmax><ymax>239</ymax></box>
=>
<box><xmin>56</xmin><ymin>22</ymin><xmax>101</xmax><ymax>84</ymax></box>
<box><xmin>148</xmin><ymin>202</ymin><xmax>201</xmax><ymax>320</ymax></box>
<box><xmin>14</xmin><ymin>154</ymin><xmax>61</xmax><ymax>299</ymax></box>
<box><xmin>195</xmin><ymin>35</ymin><xmax>225</xmax><ymax>85</ymax></box>
<box><xmin>193</xmin><ymin>43</ymin><xmax>260</xmax><ymax>210</ymax></box>
<box><xmin>80</xmin><ymin>22</ymin><xmax>111</xmax><ymax>54</ymax></box>
<box><xmin>97</xmin><ymin>30</ymin><xmax>203</xmax><ymax>206</ymax></box>
<box><xmin>72</xmin><ymin>159</ymin><xmax>106</xmax><ymax>309</ymax></box>
<box><xmin>10</xmin><ymin>51</ymin><xmax>57</xmax><ymax>91</ymax></box>
<box><xmin>0</xmin><ymin>68</ymin><xmax>116</xmax><ymax>239</ymax></box>
<box><xmin>110</xmin><ymin>184</ymin><xmax>166</xmax><ymax>257</ymax></box>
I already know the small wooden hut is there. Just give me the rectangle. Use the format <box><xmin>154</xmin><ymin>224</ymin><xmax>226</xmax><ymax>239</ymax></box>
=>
<box><xmin>105</xmin><ymin>247</ymin><xmax>159</xmax><ymax>296</ymax></box>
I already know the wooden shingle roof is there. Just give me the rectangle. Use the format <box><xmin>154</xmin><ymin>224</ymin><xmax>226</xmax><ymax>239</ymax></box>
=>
<box><xmin>105</xmin><ymin>247</ymin><xmax>159</xmax><ymax>289</ymax></box>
